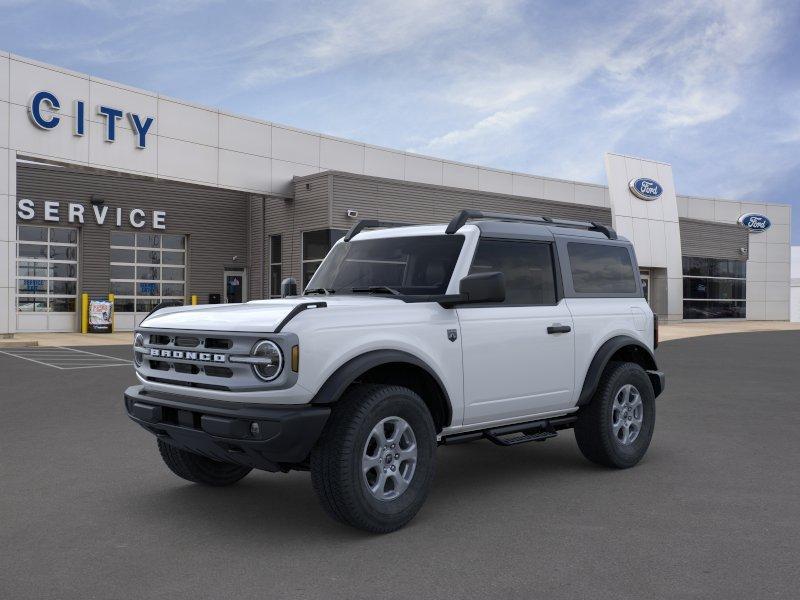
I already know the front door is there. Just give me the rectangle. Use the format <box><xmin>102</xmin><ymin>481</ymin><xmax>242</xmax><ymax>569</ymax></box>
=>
<box><xmin>224</xmin><ymin>269</ymin><xmax>246</xmax><ymax>303</ymax></box>
<box><xmin>458</xmin><ymin>238</ymin><xmax>575</xmax><ymax>427</ymax></box>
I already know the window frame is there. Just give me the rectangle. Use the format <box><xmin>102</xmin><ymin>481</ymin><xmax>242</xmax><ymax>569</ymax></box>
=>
<box><xmin>109</xmin><ymin>232</ymin><xmax>187</xmax><ymax>314</ymax></box>
<box><xmin>463</xmin><ymin>234</ymin><xmax>563</xmax><ymax>307</ymax></box>
<box><xmin>556</xmin><ymin>237</ymin><xmax>643</xmax><ymax>299</ymax></box>
<box><xmin>15</xmin><ymin>225</ymin><xmax>79</xmax><ymax>313</ymax></box>
<box><xmin>682</xmin><ymin>255</ymin><xmax>747</xmax><ymax>319</ymax></box>
<box><xmin>269</xmin><ymin>234</ymin><xmax>282</xmax><ymax>299</ymax></box>
<box><xmin>301</xmin><ymin>229</ymin><xmax>347</xmax><ymax>289</ymax></box>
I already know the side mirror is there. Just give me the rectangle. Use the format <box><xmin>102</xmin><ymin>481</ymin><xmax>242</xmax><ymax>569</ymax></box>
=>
<box><xmin>280</xmin><ymin>277</ymin><xmax>298</xmax><ymax>298</ymax></box>
<box><xmin>458</xmin><ymin>271</ymin><xmax>505</xmax><ymax>304</ymax></box>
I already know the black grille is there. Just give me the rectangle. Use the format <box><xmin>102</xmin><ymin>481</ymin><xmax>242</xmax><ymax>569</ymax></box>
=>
<box><xmin>174</xmin><ymin>336</ymin><xmax>200</xmax><ymax>347</ymax></box>
<box><xmin>150</xmin><ymin>334</ymin><xmax>170</xmax><ymax>345</ymax></box>
<box><xmin>204</xmin><ymin>366</ymin><xmax>233</xmax><ymax>378</ymax></box>
<box><xmin>205</xmin><ymin>338</ymin><xmax>233</xmax><ymax>349</ymax></box>
<box><xmin>175</xmin><ymin>363</ymin><xmax>200</xmax><ymax>375</ymax></box>
<box><xmin>149</xmin><ymin>360</ymin><xmax>170</xmax><ymax>371</ymax></box>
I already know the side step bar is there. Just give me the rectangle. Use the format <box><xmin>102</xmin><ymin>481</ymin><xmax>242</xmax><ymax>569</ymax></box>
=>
<box><xmin>441</xmin><ymin>415</ymin><xmax>578</xmax><ymax>447</ymax></box>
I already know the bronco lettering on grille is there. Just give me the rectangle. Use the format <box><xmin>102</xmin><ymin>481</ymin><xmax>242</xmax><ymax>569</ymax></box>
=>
<box><xmin>149</xmin><ymin>349</ymin><xmax>226</xmax><ymax>362</ymax></box>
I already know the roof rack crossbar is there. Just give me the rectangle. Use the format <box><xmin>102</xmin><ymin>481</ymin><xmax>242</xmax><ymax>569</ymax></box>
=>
<box><xmin>343</xmin><ymin>219</ymin><xmax>411</xmax><ymax>242</ymax></box>
<box><xmin>445</xmin><ymin>209</ymin><xmax>617</xmax><ymax>240</ymax></box>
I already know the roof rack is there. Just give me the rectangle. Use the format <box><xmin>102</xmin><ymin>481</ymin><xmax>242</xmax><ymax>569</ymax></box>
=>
<box><xmin>445</xmin><ymin>209</ymin><xmax>617</xmax><ymax>240</ymax></box>
<box><xmin>343</xmin><ymin>219</ymin><xmax>411</xmax><ymax>242</ymax></box>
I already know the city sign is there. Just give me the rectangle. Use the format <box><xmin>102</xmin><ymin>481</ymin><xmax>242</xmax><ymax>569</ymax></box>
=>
<box><xmin>28</xmin><ymin>90</ymin><xmax>155</xmax><ymax>148</ymax></box>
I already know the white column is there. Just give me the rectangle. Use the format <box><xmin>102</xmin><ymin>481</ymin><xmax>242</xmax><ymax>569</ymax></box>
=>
<box><xmin>1</xmin><ymin>51</ymin><xmax>12</xmax><ymax>335</ymax></box>
<box><xmin>605</xmin><ymin>153</ymin><xmax>683</xmax><ymax>321</ymax></box>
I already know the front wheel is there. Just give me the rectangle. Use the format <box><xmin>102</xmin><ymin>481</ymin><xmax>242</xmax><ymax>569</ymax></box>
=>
<box><xmin>310</xmin><ymin>384</ymin><xmax>437</xmax><ymax>533</ymax></box>
<box><xmin>574</xmin><ymin>362</ymin><xmax>656</xmax><ymax>469</ymax></box>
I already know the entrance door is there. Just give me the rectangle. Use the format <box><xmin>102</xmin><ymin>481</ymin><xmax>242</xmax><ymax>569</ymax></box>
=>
<box><xmin>224</xmin><ymin>270</ymin><xmax>246</xmax><ymax>303</ymax></box>
<box><xmin>641</xmin><ymin>273</ymin><xmax>650</xmax><ymax>302</ymax></box>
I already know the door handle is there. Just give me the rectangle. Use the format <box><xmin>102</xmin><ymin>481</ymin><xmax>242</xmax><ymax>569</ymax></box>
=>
<box><xmin>547</xmin><ymin>324</ymin><xmax>571</xmax><ymax>334</ymax></box>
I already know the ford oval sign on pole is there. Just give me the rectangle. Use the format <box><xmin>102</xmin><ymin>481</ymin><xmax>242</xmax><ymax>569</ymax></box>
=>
<box><xmin>737</xmin><ymin>213</ymin><xmax>771</xmax><ymax>233</ymax></box>
<box><xmin>628</xmin><ymin>178</ymin><xmax>663</xmax><ymax>201</ymax></box>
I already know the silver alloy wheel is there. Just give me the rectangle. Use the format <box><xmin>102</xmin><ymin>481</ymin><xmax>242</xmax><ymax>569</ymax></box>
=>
<box><xmin>611</xmin><ymin>384</ymin><xmax>644</xmax><ymax>446</ymax></box>
<box><xmin>362</xmin><ymin>416</ymin><xmax>418</xmax><ymax>501</ymax></box>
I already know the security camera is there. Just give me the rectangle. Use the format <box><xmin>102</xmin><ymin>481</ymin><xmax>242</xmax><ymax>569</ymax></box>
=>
<box><xmin>346</xmin><ymin>209</ymin><xmax>359</xmax><ymax>218</ymax></box>
<box><xmin>739</xmin><ymin>247</ymin><xmax>748</xmax><ymax>255</ymax></box>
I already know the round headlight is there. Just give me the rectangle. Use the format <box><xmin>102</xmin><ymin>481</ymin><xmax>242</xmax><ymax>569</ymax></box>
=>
<box><xmin>133</xmin><ymin>333</ymin><xmax>144</xmax><ymax>367</ymax></box>
<box><xmin>251</xmin><ymin>340</ymin><xmax>283</xmax><ymax>382</ymax></box>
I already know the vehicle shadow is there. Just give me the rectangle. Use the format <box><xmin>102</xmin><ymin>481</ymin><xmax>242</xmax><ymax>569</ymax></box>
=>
<box><xmin>123</xmin><ymin>436</ymin><xmax>600</xmax><ymax>541</ymax></box>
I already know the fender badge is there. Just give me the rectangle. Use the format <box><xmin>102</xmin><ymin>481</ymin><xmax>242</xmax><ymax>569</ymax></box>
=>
<box><xmin>447</xmin><ymin>329</ymin><xmax>458</xmax><ymax>342</ymax></box>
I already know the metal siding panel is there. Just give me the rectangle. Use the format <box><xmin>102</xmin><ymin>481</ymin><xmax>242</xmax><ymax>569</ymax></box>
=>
<box><xmin>325</xmin><ymin>172</ymin><xmax>611</xmax><ymax>231</ymax></box>
<box><xmin>679</xmin><ymin>218</ymin><xmax>749</xmax><ymax>260</ymax></box>
<box><xmin>16</xmin><ymin>163</ymin><xmax>249</xmax><ymax>303</ymax></box>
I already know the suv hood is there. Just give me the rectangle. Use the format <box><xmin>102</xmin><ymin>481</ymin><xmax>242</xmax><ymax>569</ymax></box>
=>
<box><xmin>139</xmin><ymin>296</ymin><xmax>404</xmax><ymax>332</ymax></box>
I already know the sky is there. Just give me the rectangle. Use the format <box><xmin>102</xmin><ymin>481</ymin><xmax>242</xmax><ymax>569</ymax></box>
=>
<box><xmin>2</xmin><ymin>0</ymin><xmax>800</xmax><ymax>241</ymax></box>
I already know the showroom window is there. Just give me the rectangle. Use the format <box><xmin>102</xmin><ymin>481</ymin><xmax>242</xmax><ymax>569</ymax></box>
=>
<box><xmin>682</xmin><ymin>257</ymin><xmax>746</xmax><ymax>319</ymax></box>
<box><xmin>16</xmin><ymin>225</ymin><xmax>78</xmax><ymax>312</ymax></box>
<box><xmin>269</xmin><ymin>235</ymin><xmax>282</xmax><ymax>298</ymax></box>
<box><xmin>110</xmin><ymin>232</ymin><xmax>186</xmax><ymax>314</ymax></box>
<box><xmin>301</xmin><ymin>229</ymin><xmax>347</xmax><ymax>288</ymax></box>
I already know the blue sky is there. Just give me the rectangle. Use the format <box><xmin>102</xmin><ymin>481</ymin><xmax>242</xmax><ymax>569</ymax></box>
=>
<box><xmin>2</xmin><ymin>0</ymin><xmax>800</xmax><ymax>240</ymax></box>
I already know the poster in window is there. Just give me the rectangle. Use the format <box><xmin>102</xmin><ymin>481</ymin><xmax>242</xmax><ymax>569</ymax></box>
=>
<box><xmin>88</xmin><ymin>300</ymin><xmax>113</xmax><ymax>333</ymax></box>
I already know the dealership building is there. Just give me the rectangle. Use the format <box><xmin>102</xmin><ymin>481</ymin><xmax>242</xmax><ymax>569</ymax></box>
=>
<box><xmin>0</xmin><ymin>51</ymin><xmax>793</xmax><ymax>333</ymax></box>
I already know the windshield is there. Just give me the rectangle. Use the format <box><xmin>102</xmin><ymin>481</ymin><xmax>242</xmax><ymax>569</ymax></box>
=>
<box><xmin>306</xmin><ymin>235</ymin><xmax>465</xmax><ymax>296</ymax></box>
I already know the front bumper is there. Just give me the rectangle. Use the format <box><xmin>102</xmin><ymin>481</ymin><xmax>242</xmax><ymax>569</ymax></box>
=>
<box><xmin>124</xmin><ymin>385</ymin><xmax>330</xmax><ymax>472</ymax></box>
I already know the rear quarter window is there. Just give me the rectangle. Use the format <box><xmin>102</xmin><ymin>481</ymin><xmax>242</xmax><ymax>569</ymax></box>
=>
<box><xmin>567</xmin><ymin>242</ymin><xmax>637</xmax><ymax>294</ymax></box>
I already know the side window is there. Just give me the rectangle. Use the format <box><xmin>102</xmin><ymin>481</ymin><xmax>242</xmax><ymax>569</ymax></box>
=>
<box><xmin>567</xmin><ymin>242</ymin><xmax>637</xmax><ymax>294</ymax></box>
<box><xmin>469</xmin><ymin>239</ymin><xmax>556</xmax><ymax>305</ymax></box>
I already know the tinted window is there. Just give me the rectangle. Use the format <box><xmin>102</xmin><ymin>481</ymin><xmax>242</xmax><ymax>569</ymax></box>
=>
<box><xmin>469</xmin><ymin>239</ymin><xmax>556</xmax><ymax>305</ymax></box>
<box><xmin>568</xmin><ymin>243</ymin><xmax>637</xmax><ymax>294</ymax></box>
<box><xmin>308</xmin><ymin>235</ymin><xmax>464</xmax><ymax>296</ymax></box>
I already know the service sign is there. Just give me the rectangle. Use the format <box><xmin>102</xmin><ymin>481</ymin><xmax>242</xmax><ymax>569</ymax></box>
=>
<box><xmin>88</xmin><ymin>300</ymin><xmax>113</xmax><ymax>333</ymax></box>
<box><xmin>737</xmin><ymin>213</ymin><xmax>771</xmax><ymax>233</ymax></box>
<box><xmin>628</xmin><ymin>178</ymin><xmax>663</xmax><ymax>201</ymax></box>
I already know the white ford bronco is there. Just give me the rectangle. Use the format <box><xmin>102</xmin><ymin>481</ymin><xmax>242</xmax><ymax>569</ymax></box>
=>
<box><xmin>125</xmin><ymin>210</ymin><xmax>664</xmax><ymax>533</ymax></box>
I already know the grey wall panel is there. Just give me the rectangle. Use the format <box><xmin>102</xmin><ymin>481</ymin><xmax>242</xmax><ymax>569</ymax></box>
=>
<box><xmin>314</xmin><ymin>171</ymin><xmax>612</xmax><ymax>232</ymax></box>
<box><xmin>679</xmin><ymin>218</ymin><xmax>749</xmax><ymax>260</ymax></box>
<box><xmin>16</xmin><ymin>163</ymin><xmax>249</xmax><ymax>303</ymax></box>
<box><xmin>247</xmin><ymin>195</ymin><xmax>265</xmax><ymax>300</ymax></box>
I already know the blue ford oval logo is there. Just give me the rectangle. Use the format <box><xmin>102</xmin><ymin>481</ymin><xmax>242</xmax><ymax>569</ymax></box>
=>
<box><xmin>628</xmin><ymin>178</ymin><xmax>663</xmax><ymax>201</ymax></box>
<box><xmin>738</xmin><ymin>213</ymin><xmax>771</xmax><ymax>233</ymax></box>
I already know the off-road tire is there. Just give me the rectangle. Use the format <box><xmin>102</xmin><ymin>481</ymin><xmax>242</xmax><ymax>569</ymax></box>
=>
<box><xmin>157</xmin><ymin>439</ymin><xmax>252</xmax><ymax>486</ymax></box>
<box><xmin>310</xmin><ymin>384</ymin><xmax>437</xmax><ymax>533</ymax></box>
<box><xmin>574</xmin><ymin>361</ymin><xmax>655</xmax><ymax>469</ymax></box>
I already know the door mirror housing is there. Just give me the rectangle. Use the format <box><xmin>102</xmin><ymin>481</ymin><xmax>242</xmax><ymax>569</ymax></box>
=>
<box><xmin>460</xmin><ymin>271</ymin><xmax>505</xmax><ymax>304</ymax></box>
<box><xmin>281</xmin><ymin>277</ymin><xmax>298</xmax><ymax>298</ymax></box>
<box><xmin>439</xmin><ymin>272</ymin><xmax>505</xmax><ymax>307</ymax></box>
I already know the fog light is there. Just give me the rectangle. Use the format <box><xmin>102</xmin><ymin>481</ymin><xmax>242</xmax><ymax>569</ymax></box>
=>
<box><xmin>250</xmin><ymin>422</ymin><xmax>260</xmax><ymax>436</ymax></box>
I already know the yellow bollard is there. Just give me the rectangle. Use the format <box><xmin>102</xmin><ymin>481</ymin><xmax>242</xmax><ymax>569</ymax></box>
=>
<box><xmin>108</xmin><ymin>293</ymin><xmax>115</xmax><ymax>333</ymax></box>
<box><xmin>81</xmin><ymin>293</ymin><xmax>89</xmax><ymax>334</ymax></box>
<box><xmin>191</xmin><ymin>295</ymin><xmax>198</xmax><ymax>306</ymax></box>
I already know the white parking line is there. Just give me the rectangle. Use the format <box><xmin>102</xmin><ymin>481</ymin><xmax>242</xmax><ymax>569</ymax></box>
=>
<box><xmin>0</xmin><ymin>346</ymin><xmax>133</xmax><ymax>370</ymax></box>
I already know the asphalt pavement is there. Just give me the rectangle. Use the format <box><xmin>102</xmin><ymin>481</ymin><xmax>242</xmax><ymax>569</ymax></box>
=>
<box><xmin>1</xmin><ymin>332</ymin><xmax>798</xmax><ymax>600</ymax></box>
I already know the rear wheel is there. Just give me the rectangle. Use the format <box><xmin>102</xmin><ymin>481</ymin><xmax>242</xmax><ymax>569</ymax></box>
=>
<box><xmin>311</xmin><ymin>384</ymin><xmax>437</xmax><ymax>533</ymax></box>
<box><xmin>157</xmin><ymin>439</ymin><xmax>252</xmax><ymax>486</ymax></box>
<box><xmin>574</xmin><ymin>362</ymin><xmax>655</xmax><ymax>468</ymax></box>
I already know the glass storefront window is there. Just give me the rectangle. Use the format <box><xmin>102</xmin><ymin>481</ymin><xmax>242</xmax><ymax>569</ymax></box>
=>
<box><xmin>269</xmin><ymin>235</ymin><xmax>282</xmax><ymax>298</ymax></box>
<box><xmin>682</xmin><ymin>256</ymin><xmax>746</xmax><ymax>319</ymax></box>
<box><xmin>301</xmin><ymin>229</ymin><xmax>346</xmax><ymax>288</ymax></box>
<box><xmin>15</xmin><ymin>225</ymin><xmax>79</xmax><ymax>313</ymax></box>
<box><xmin>110</xmin><ymin>233</ymin><xmax>186</xmax><ymax>313</ymax></box>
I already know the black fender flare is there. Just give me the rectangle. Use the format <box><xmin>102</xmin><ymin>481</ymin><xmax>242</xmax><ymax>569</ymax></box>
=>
<box><xmin>577</xmin><ymin>335</ymin><xmax>661</xmax><ymax>405</ymax></box>
<box><xmin>310</xmin><ymin>349</ymin><xmax>453</xmax><ymax>426</ymax></box>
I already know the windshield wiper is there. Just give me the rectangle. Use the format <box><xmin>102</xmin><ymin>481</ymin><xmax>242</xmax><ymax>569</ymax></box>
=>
<box><xmin>351</xmin><ymin>286</ymin><xmax>401</xmax><ymax>296</ymax></box>
<box><xmin>305</xmin><ymin>288</ymin><xmax>335</xmax><ymax>296</ymax></box>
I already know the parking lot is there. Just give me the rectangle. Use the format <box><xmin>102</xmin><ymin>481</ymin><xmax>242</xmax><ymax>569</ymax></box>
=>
<box><xmin>1</xmin><ymin>332</ymin><xmax>798</xmax><ymax>600</ymax></box>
